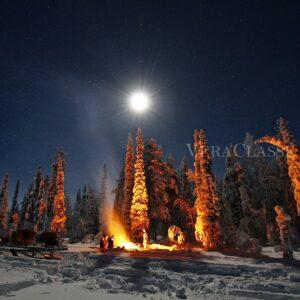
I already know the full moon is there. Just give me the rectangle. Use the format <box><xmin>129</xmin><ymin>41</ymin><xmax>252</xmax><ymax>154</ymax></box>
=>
<box><xmin>129</xmin><ymin>92</ymin><xmax>149</xmax><ymax>112</ymax></box>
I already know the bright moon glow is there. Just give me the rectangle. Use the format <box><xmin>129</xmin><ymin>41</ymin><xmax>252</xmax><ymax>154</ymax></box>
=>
<box><xmin>130</xmin><ymin>92</ymin><xmax>149</xmax><ymax>112</ymax></box>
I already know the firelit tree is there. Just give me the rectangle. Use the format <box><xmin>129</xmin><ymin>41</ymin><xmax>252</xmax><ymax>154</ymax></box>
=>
<box><xmin>34</xmin><ymin>177</ymin><xmax>47</xmax><ymax>233</ymax></box>
<box><xmin>130</xmin><ymin>128</ymin><xmax>149</xmax><ymax>242</ymax></box>
<box><xmin>276</xmin><ymin>118</ymin><xmax>299</xmax><ymax>221</ymax></box>
<box><xmin>51</xmin><ymin>151</ymin><xmax>67</xmax><ymax>234</ymax></box>
<box><xmin>144</xmin><ymin>138</ymin><xmax>171</xmax><ymax>240</ymax></box>
<box><xmin>47</xmin><ymin>163</ymin><xmax>57</xmax><ymax>230</ymax></box>
<box><xmin>33</xmin><ymin>167</ymin><xmax>43</xmax><ymax>231</ymax></box>
<box><xmin>188</xmin><ymin>129</ymin><xmax>221</xmax><ymax>250</ymax></box>
<box><xmin>0</xmin><ymin>174</ymin><xmax>9</xmax><ymax>236</ymax></box>
<box><xmin>9</xmin><ymin>179</ymin><xmax>20</xmax><ymax>231</ymax></box>
<box><xmin>99</xmin><ymin>164</ymin><xmax>108</xmax><ymax>233</ymax></box>
<box><xmin>274</xmin><ymin>136</ymin><xmax>298</xmax><ymax>227</ymax></box>
<box><xmin>123</xmin><ymin>134</ymin><xmax>134</xmax><ymax>234</ymax></box>
<box><xmin>256</xmin><ymin>118</ymin><xmax>300</xmax><ymax>215</ymax></box>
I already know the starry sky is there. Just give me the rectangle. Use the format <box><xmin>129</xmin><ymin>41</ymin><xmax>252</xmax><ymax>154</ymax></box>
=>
<box><xmin>0</xmin><ymin>1</ymin><xmax>299</xmax><ymax>201</ymax></box>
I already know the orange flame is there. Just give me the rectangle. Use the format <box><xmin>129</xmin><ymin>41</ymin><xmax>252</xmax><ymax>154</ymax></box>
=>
<box><xmin>107</xmin><ymin>209</ymin><xmax>178</xmax><ymax>251</ymax></box>
<box><xmin>107</xmin><ymin>209</ymin><xmax>140</xmax><ymax>250</ymax></box>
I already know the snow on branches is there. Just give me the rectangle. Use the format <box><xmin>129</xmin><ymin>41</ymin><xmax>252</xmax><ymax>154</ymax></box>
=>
<box><xmin>123</xmin><ymin>134</ymin><xmax>135</xmax><ymax>235</ymax></box>
<box><xmin>0</xmin><ymin>175</ymin><xmax>9</xmax><ymax>236</ymax></box>
<box><xmin>50</xmin><ymin>152</ymin><xmax>66</xmax><ymax>234</ymax></box>
<box><xmin>256</xmin><ymin>118</ymin><xmax>300</xmax><ymax>215</ymax></box>
<box><xmin>130</xmin><ymin>129</ymin><xmax>149</xmax><ymax>242</ymax></box>
<box><xmin>189</xmin><ymin>129</ymin><xmax>221</xmax><ymax>250</ymax></box>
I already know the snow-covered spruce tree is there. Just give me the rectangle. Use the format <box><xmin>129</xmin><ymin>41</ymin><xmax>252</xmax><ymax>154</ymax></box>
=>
<box><xmin>34</xmin><ymin>177</ymin><xmax>47</xmax><ymax>233</ymax></box>
<box><xmin>276</xmin><ymin>118</ymin><xmax>299</xmax><ymax>220</ymax></box>
<box><xmin>47</xmin><ymin>162</ymin><xmax>58</xmax><ymax>230</ymax></box>
<box><xmin>113</xmin><ymin>168</ymin><xmax>125</xmax><ymax>222</ymax></box>
<box><xmin>19</xmin><ymin>185</ymin><xmax>32</xmax><ymax>229</ymax></box>
<box><xmin>188</xmin><ymin>129</ymin><xmax>221</xmax><ymax>250</ymax></box>
<box><xmin>179</xmin><ymin>158</ymin><xmax>194</xmax><ymax>207</ymax></box>
<box><xmin>238</xmin><ymin>133</ymin><xmax>272</xmax><ymax>242</ymax></box>
<box><xmin>9</xmin><ymin>179</ymin><xmax>20</xmax><ymax>231</ymax></box>
<box><xmin>240</xmin><ymin>133</ymin><xmax>266</xmax><ymax>208</ymax></box>
<box><xmin>0</xmin><ymin>174</ymin><xmax>9</xmax><ymax>236</ymax></box>
<box><xmin>221</xmin><ymin>145</ymin><xmax>242</xmax><ymax>245</ymax></box>
<box><xmin>165</xmin><ymin>155</ymin><xmax>182</xmax><ymax>235</ymax></box>
<box><xmin>64</xmin><ymin>194</ymin><xmax>73</xmax><ymax>235</ymax></box>
<box><xmin>256</xmin><ymin>118</ymin><xmax>300</xmax><ymax>215</ymax></box>
<box><xmin>174</xmin><ymin>158</ymin><xmax>196</xmax><ymax>241</ymax></box>
<box><xmin>274</xmin><ymin>150</ymin><xmax>299</xmax><ymax>243</ymax></box>
<box><xmin>255</xmin><ymin>150</ymin><xmax>296</xmax><ymax>245</ymax></box>
<box><xmin>123</xmin><ymin>134</ymin><xmax>135</xmax><ymax>235</ymax></box>
<box><xmin>130</xmin><ymin>129</ymin><xmax>149</xmax><ymax>242</ymax></box>
<box><xmin>73</xmin><ymin>189</ymin><xmax>85</xmax><ymax>239</ymax></box>
<box><xmin>32</xmin><ymin>167</ymin><xmax>43</xmax><ymax>231</ymax></box>
<box><xmin>144</xmin><ymin>138</ymin><xmax>171</xmax><ymax>240</ymax></box>
<box><xmin>235</xmin><ymin>163</ymin><xmax>267</xmax><ymax>244</ymax></box>
<box><xmin>19</xmin><ymin>169</ymin><xmax>42</xmax><ymax>231</ymax></box>
<box><xmin>276</xmin><ymin>153</ymin><xmax>296</xmax><ymax>219</ymax></box>
<box><xmin>221</xmin><ymin>141</ymin><xmax>267</xmax><ymax>246</ymax></box>
<box><xmin>275</xmin><ymin>205</ymin><xmax>293</xmax><ymax>259</ymax></box>
<box><xmin>76</xmin><ymin>184</ymin><xmax>98</xmax><ymax>237</ymax></box>
<box><xmin>99</xmin><ymin>164</ymin><xmax>108</xmax><ymax>233</ymax></box>
<box><xmin>85</xmin><ymin>185</ymin><xmax>98</xmax><ymax>234</ymax></box>
<box><xmin>51</xmin><ymin>151</ymin><xmax>66</xmax><ymax>234</ymax></box>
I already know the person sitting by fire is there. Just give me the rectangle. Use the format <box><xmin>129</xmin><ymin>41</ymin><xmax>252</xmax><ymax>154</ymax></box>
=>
<box><xmin>142</xmin><ymin>229</ymin><xmax>149</xmax><ymax>249</ymax></box>
<box><xmin>100</xmin><ymin>233</ymin><xmax>108</xmax><ymax>251</ymax></box>
<box><xmin>108</xmin><ymin>235</ymin><xmax>114</xmax><ymax>249</ymax></box>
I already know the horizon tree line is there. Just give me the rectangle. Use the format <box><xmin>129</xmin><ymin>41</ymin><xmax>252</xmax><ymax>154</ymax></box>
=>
<box><xmin>113</xmin><ymin>117</ymin><xmax>299</xmax><ymax>250</ymax></box>
<box><xmin>0</xmin><ymin>117</ymin><xmax>298</xmax><ymax>251</ymax></box>
<box><xmin>0</xmin><ymin>149</ymin><xmax>108</xmax><ymax>240</ymax></box>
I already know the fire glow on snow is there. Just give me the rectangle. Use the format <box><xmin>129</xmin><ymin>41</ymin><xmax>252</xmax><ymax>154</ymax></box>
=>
<box><xmin>107</xmin><ymin>211</ymin><xmax>177</xmax><ymax>251</ymax></box>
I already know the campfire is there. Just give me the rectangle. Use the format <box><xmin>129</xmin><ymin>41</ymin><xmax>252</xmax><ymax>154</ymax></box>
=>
<box><xmin>107</xmin><ymin>212</ymin><xmax>181</xmax><ymax>252</ymax></box>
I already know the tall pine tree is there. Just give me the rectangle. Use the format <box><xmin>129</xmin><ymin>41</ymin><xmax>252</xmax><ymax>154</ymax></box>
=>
<box><xmin>9</xmin><ymin>179</ymin><xmax>20</xmax><ymax>231</ymax></box>
<box><xmin>257</xmin><ymin>119</ymin><xmax>300</xmax><ymax>214</ymax></box>
<box><xmin>123</xmin><ymin>134</ymin><xmax>134</xmax><ymax>234</ymax></box>
<box><xmin>221</xmin><ymin>145</ymin><xmax>241</xmax><ymax>244</ymax></box>
<box><xmin>130</xmin><ymin>129</ymin><xmax>149</xmax><ymax>242</ymax></box>
<box><xmin>51</xmin><ymin>151</ymin><xmax>67</xmax><ymax>234</ymax></box>
<box><xmin>33</xmin><ymin>167</ymin><xmax>43</xmax><ymax>231</ymax></box>
<box><xmin>0</xmin><ymin>175</ymin><xmax>9</xmax><ymax>236</ymax></box>
<box><xmin>188</xmin><ymin>129</ymin><xmax>221</xmax><ymax>250</ymax></box>
<box><xmin>73</xmin><ymin>189</ymin><xmax>85</xmax><ymax>239</ymax></box>
<box><xmin>144</xmin><ymin>138</ymin><xmax>171</xmax><ymax>240</ymax></box>
<box><xmin>20</xmin><ymin>185</ymin><xmax>33</xmax><ymax>230</ymax></box>
<box><xmin>34</xmin><ymin>176</ymin><xmax>47</xmax><ymax>233</ymax></box>
<box><xmin>174</xmin><ymin>158</ymin><xmax>195</xmax><ymax>241</ymax></box>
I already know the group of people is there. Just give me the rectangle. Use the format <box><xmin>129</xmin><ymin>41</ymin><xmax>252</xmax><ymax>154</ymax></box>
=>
<box><xmin>99</xmin><ymin>233</ymin><xmax>114</xmax><ymax>251</ymax></box>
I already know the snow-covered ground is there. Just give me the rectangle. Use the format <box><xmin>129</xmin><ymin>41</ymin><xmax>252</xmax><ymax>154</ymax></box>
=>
<box><xmin>1</xmin><ymin>245</ymin><xmax>300</xmax><ymax>299</ymax></box>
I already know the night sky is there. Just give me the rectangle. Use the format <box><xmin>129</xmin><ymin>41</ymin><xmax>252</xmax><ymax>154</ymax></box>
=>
<box><xmin>0</xmin><ymin>1</ymin><xmax>299</xmax><ymax>201</ymax></box>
